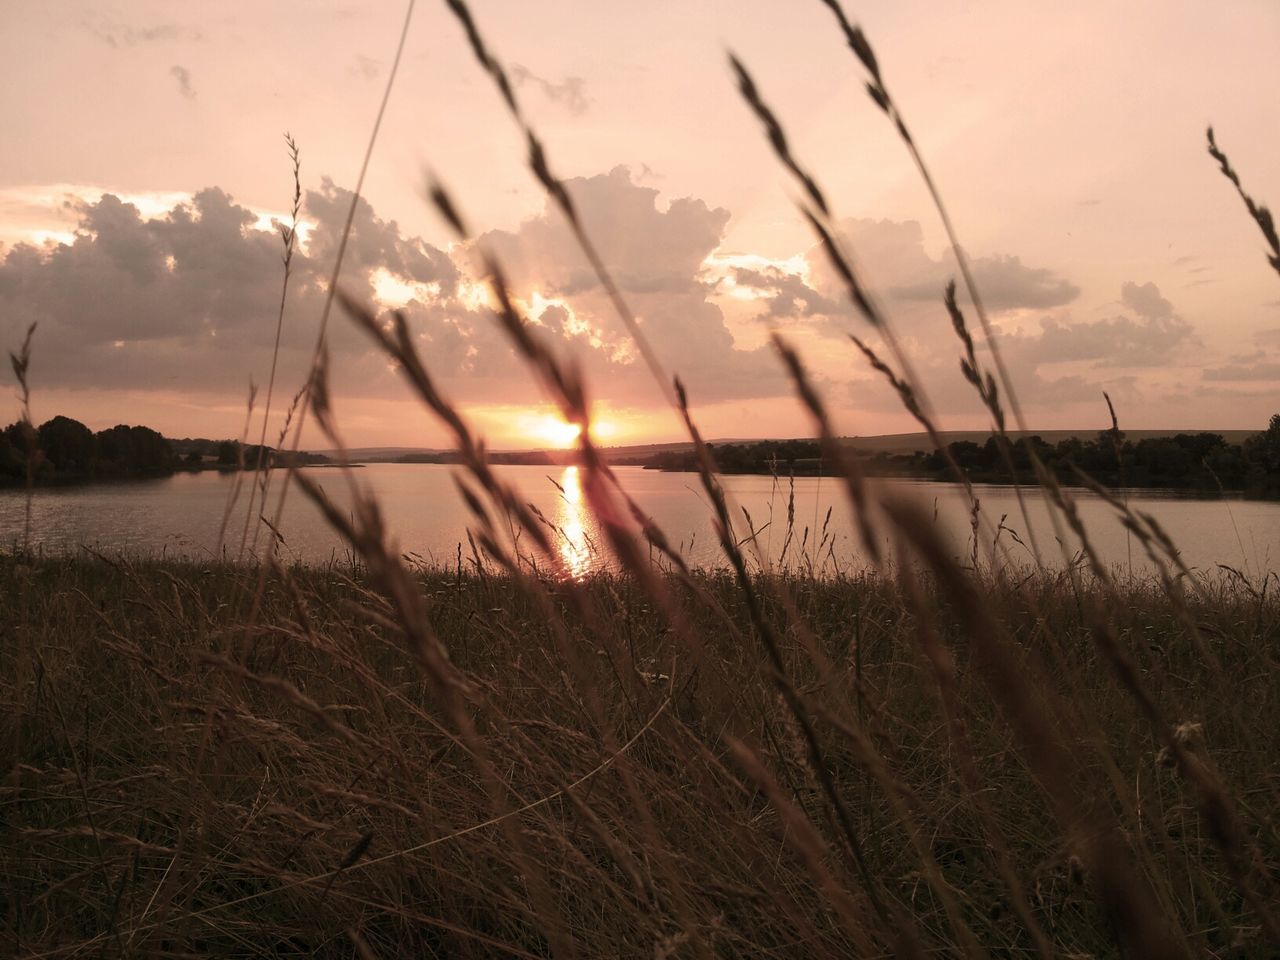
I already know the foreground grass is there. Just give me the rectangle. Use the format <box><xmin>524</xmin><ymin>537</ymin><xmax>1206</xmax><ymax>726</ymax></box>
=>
<box><xmin>2</xmin><ymin>553</ymin><xmax>1276</xmax><ymax>958</ymax></box>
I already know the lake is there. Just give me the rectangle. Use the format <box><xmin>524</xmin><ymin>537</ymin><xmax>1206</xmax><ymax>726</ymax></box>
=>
<box><xmin>1</xmin><ymin>463</ymin><xmax>1276</xmax><ymax>578</ymax></box>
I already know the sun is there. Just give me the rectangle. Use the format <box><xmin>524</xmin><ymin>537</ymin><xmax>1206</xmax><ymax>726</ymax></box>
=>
<box><xmin>516</xmin><ymin>410</ymin><xmax>619</xmax><ymax>449</ymax></box>
<box><xmin>521</xmin><ymin>412</ymin><xmax>583</xmax><ymax>449</ymax></box>
<box><xmin>543</xmin><ymin>417</ymin><xmax>583</xmax><ymax>449</ymax></box>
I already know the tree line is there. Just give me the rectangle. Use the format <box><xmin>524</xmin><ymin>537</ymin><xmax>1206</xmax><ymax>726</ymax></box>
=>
<box><xmin>635</xmin><ymin>415</ymin><xmax>1280</xmax><ymax>495</ymax></box>
<box><xmin>0</xmin><ymin>414</ymin><xmax>328</xmax><ymax>486</ymax></box>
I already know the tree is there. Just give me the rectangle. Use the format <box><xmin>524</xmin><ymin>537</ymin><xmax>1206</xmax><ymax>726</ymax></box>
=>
<box><xmin>0</xmin><ymin>424</ymin><xmax>22</xmax><ymax>480</ymax></box>
<box><xmin>1245</xmin><ymin>414</ymin><xmax>1280</xmax><ymax>475</ymax></box>
<box><xmin>126</xmin><ymin>426</ymin><xmax>173</xmax><ymax>474</ymax></box>
<box><xmin>90</xmin><ymin>424</ymin><xmax>174</xmax><ymax>476</ymax></box>
<box><xmin>37</xmin><ymin>416</ymin><xmax>95</xmax><ymax>476</ymax></box>
<box><xmin>96</xmin><ymin>424</ymin><xmax>136</xmax><ymax>468</ymax></box>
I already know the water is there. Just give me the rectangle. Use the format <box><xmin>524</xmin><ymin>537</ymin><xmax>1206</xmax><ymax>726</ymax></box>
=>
<box><xmin>1</xmin><ymin>463</ymin><xmax>1276</xmax><ymax>577</ymax></box>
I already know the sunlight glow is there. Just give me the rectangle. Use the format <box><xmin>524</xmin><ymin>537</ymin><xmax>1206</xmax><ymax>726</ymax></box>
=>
<box><xmin>371</xmin><ymin>268</ymin><xmax>441</xmax><ymax>309</ymax></box>
<box><xmin>508</xmin><ymin>408</ymin><xmax>622</xmax><ymax>449</ymax></box>
<box><xmin>518</xmin><ymin>411</ymin><xmax>583</xmax><ymax>449</ymax></box>
<box><xmin>555</xmin><ymin>465</ymin><xmax>593</xmax><ymax>578</ymax></box>
<box><xmin>28</xmin><ymin>229</ymin><xmax>76</xmax><ymax>247</ymax></box>
<box><xmin>702</xmin><ymin>250</ymin><xmax>813</xmax><ymax>301</ymax></box>
<box><xmin>523</xmin><ymin>290</ymin><xmax>596</xmax><ymax>341</ymax></box>
<box><xmin>457</xmin><ymin>278</ymin><xmax>494</xmax><ymax>311</ymax></box>
<box><xmin>251</xmin><ymin>212</ymin><xmax>316</xmax><ymax>247</ymax></box>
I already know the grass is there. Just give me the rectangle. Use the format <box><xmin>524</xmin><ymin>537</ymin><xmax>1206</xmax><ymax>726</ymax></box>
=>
<box><xmin>2</xmin><ymin>555</ymin><xmax>1277</xmax><ymax>957</ymax></box>
<box><xmin>5</xmin><ymin>0</ymin><xmax>1280</xmax><ymax>956</ymax></box>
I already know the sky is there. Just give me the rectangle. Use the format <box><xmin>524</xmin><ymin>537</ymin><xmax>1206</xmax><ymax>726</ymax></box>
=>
<box><xmin>1</xmin><ymin>0</ymin><xmax>1278</xmax><ymax>450</ymax></box>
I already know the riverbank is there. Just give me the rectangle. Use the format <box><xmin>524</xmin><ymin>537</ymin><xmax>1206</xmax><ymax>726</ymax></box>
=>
<box><xmin>633</xmin><ymin>427</ymin><xmax>1280</xmax><ymax>497</ymax></box>
<box><xmin>2</xmin><ymin>554</ymin><xmax>1275</xmax><ymax>957</ymax></box>
<box><xmin>0</xmin><ymin>460</ymin><xmax>360</xmax><ymax>491</ymax></box>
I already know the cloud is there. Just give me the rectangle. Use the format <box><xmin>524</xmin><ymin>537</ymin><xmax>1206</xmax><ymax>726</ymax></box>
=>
<box><xmin>0</xmin><ymin>186</ymin><xmax>459</xmax><ymax>399</ymax></box>
<box><xmin>827</xmin><ymin>278</ymin><xmax>1194</xmax><ymax>420</ymax></box>
<box><xmin>0</xmin><ymin>177</ymin><xmax>1223</xmax><ymax>435</ymax></box>
<box><xmin>511</xmin><ymin>64</ymin><xmax>590</xmax><ymax>116</ymax></box>
<box><xmin>1006</xmin><ymin>281</ymin><xmax>1195</xmax><ymax>368</ymax></box>
<box><xmin>1198</xmin><ymin>360</ymin><xmax>1280</xmax><ymax>378</ymax></box>
<box><xmin>711</xmin><ymin>219</ymin><xmax>1156</xmax><ymax>418</ymax></box>
<box><xmin>474</xmin><ymin>166</ymin><xmax>784</xmax><ymax>405</ymax></box>
<box><xmin>169</xmin><ymin>65</ymin><xmax>196</xmax><ymax>100</ymax></box>
<box><xmin>87</xmin><ymin>19</ymin><xmax>203</xmax><ymax>47</ymax></box>
<box><xmin>1120</xmin><ymin>280</ymin><xmax>1172</xmax><ymax>319</ymax></box>
<box><xmin>834</xmin><ymin>218</ymin><xmax>1080</xmax><ymax>313</ymax></box>
<box><xmin>808</xmin><ymin>217</ymin><xmax>1080</xmax><ymax>312</ymax></box>
<box><xmin>730</xmin><ymin>265</ymin><xmax>842</xmax><ymax>320</ymax></box>
<box><xmin>0</xmin><ymin>170</ymin><xmax>792</xmax><ymax>417</ymax></box>
<box><xmin>731</xmin><ymin>218</ymin><xmax>1079</xmax><ymax>333</ymax></box>
<box><xmin>306</xmin><ymin>178</ymin><xmax>458</xmax><ymax>294</ymax></box>
<box><xmin>891</xmin><ymin>252</ymin><xmax>1080</xmax><ymax>311</ymax></box>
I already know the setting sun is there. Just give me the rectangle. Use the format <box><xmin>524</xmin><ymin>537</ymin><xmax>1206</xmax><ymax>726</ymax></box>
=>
<box><xmin>510</xmin><ymin>408</ymin><xmax>624</xmax><ymax>449</ymax></box>
<box><xmin>520</xmin><ymin>412</ymin><xmax>583</xmax><ymax>449</ymax></box>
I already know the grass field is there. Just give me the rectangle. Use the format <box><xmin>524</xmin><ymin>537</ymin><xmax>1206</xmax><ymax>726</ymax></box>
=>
<box><xmin>2</xmin><ymin>554</ymin><xmax>1277</xmax><ymax>957</ymax></box>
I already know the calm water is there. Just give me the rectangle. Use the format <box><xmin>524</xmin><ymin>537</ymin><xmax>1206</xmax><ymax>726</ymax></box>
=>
<box><xmin>1</xmin><ymin>463</ymin><xmax>1276</xmax><ymax>577</ymax></box>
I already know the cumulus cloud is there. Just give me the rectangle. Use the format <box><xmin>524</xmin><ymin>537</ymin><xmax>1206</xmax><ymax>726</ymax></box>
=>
<box><xmin>306</xmin><ymin>179</ymin><xmax>458</xmax><ymax>294</ymax></box>
<box><xmin>729</xmin><ymin>218</ymin><xmax>1079</xmax><ymax>332</ymax></box>
<box><xmin>891</xmin><ymin>253</ymin><xmax>1079</xmax><ymax>311</ymax></box>
<box><xmin>808</xmin><ymin>273</ymin><xmax>1193</xmax><ymax>420</ymax></box>
<box><xmin>169</xmin><ymin>65</ymin><xmax>195</xmax><ymax>100</ymax></box>
<box><xmin>730</xmin><ymin>265</ymin><xmax>842</xmax><ymax>321</ymax></box>
<box><xmin>1004</xmin><ymin>281</ymin><xmax>1195</xmax><ymax>369</ymax></box>
<box><xmin>0</xmin><ymin>169</ymin><xmax>792</xmax><ymax>416</ymax></box>
<box><xmin>837</xmin><ymin>218</ymin><xmax>1079</xmax><ymax>313</ymax></box>
<box><xmin>511</xmin><ymin>64</ymin><xmax>590</xmax><ymax>116</ymax></box>
<box><xmin>0</xmin><ymin>171</ymin><xmax>1225</xmax><ymax>434</ymax></box>
<box><xmin>1016</xmin><ymin>314</ymin><xmax>1193</xmax><ymax>368</ymax></box>
<box><xmin>1120</xmin><ymin>280</ymin><xmax>1172</xmax><ymax>319</ymax></box>
<box><xmin>1203</xmin><ymin>346</ymin><xmax>1280</xmax><ymax>381</ymax></box>
<box><xmin>711</xmin><ymin>221</ymin><xmax>1191</xmax><ymax>418</ymax></box>
<box><xmin>474</xmin><ymin>166</ymin><xmax>784</xmax><ymax>405</ymax></box>
<box><xmin>0</xmin><ymin>185</ymin><xmax>459</xmax><ymax>399</ymax></box>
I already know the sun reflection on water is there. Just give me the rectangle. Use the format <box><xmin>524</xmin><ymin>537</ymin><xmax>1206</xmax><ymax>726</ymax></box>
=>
<box><xmin>555</xmin><ymin>465</ymin><xmax>594</xmax><ymax>578</ymax></box>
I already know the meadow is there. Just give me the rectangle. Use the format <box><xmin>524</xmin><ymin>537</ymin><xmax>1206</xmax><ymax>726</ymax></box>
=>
<box><xmin>2</xmin><ymin>555</ymin><xmax>1277</xmax><ymax>958</ymax></box>
<box><xmin>4</xmin><ymin>0</ymin><xmax>1280</xmax><ymax>956</ymax></box>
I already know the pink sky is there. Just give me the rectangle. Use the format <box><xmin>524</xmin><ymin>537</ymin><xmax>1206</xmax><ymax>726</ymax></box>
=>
<box><xmin>2</xmin><ymin>1</ymin><xmax>1278</xmax><ymax>448</ymax></box>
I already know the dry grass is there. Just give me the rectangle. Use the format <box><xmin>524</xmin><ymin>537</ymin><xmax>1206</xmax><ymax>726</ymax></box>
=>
<box><xmin>2</xmin><ymin>557</ymin><xmax>1277</xmax><ymax>958</ymax></box>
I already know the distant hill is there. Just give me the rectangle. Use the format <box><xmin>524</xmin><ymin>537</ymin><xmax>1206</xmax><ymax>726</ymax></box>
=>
<box><xmin>834</xmin><ymin>429</ymin><xmax>1259</xmax><ymax>456</ymax></box>
<box><xmin>316</xmin><ymin>447</ymin><xmax>447</xmax><ymax>462</ymax></box>
<box><xmin>623</xmin><ymin>428</ymin><xmax>1279</xmax><ymax>494</ymax></box>
<box><xmin>602</xmin><ymin>429</ymin><xmax>1260</xmax><ymax>463</ymax></box>
<box><xmin>326</xmin><ymin>429</ymin><xmax>1261</xmax><ymax>465</ymax></box>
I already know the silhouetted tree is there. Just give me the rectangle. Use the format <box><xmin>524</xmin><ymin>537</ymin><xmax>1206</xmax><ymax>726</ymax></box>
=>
<box><xmin>1245</xmin><ymin>414</ymin><xmax>1280</xmax><ymax>474</ymax></box>
<box><xmin>125</xmin><ymin>426</ymin><xmax>172</xmax><ymax>474</ymax></box>
<box><xmin>37</xmin><ymin>416</ymin><xmax>95</xmax><ymax>475</ymax></box>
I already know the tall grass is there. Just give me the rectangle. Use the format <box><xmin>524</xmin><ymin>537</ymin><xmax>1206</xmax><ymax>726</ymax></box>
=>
<box><xmin>3</xmin><ymin>558</ymin><xmax>1276</xmax><ymax>957</ymax></box>
<box><xmin>3</xmin><ymin>2</ymin><xmax>1278</xmax><ymax>958</ymax></box>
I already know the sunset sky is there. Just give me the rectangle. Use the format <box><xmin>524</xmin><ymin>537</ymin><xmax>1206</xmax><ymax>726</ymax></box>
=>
<box><xmin>2</xmin><ymin>1</ymin><xmax>1278</xmax><ymax>449</ymax></box>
